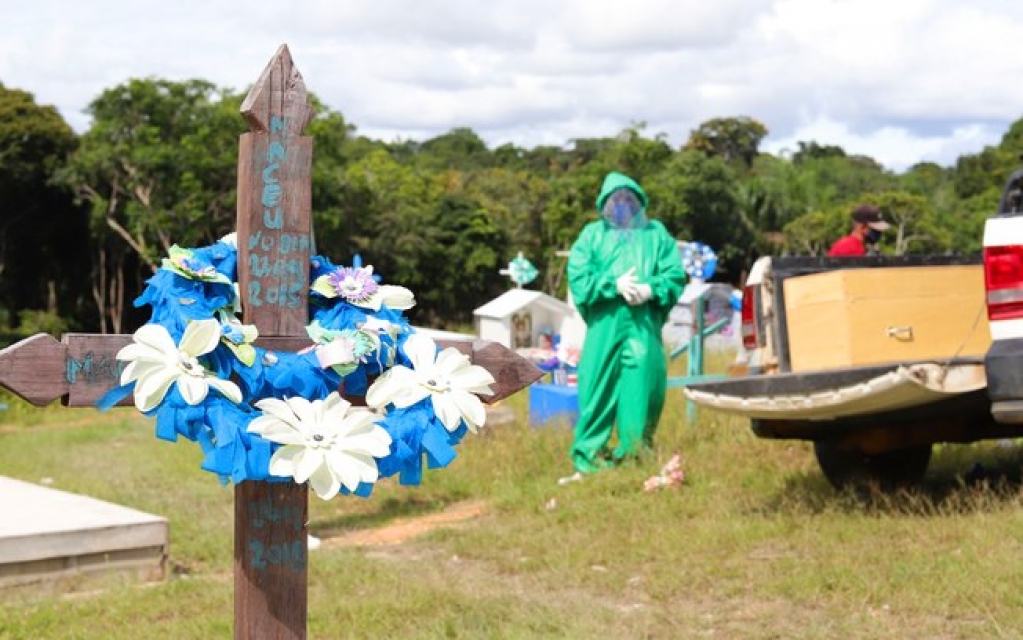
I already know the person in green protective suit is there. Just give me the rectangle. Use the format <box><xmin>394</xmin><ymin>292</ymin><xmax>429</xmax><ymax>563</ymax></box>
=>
<box><xmin>561</xmin><ymin>172</ymin><xmax>686</xmax><ymax>483</ymax></box>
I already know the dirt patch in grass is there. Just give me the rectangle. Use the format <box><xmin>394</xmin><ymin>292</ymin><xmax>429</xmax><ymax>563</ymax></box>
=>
<box><xmin>318</xmin><ymin>499</ymin><xmax>489</xmax><ymax>547</ymax></box>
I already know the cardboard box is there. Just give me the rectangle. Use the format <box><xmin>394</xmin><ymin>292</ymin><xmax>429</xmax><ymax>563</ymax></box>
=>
<box><xmin>782</xmin><ymin>265</ymin><xmax>990</xmax><ymax>372</ymax></box>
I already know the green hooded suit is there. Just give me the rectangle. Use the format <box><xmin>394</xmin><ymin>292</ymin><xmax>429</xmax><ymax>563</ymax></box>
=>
<box><xmin>566</xmin><ymin>172</ymin><xmax>686</xmax><ymax>474</ymax></box>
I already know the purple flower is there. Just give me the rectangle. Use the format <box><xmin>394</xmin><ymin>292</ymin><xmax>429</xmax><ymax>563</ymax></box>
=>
<box><xmin>326</xmin><ymin>267</ymin><xmax>379</xmax><ymax>303</ymax></box>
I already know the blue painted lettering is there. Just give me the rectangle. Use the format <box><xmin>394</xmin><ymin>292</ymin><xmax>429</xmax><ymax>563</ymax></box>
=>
<box><xmin>249</xmin><ymin>254</ymin><xmax>266</xmax><ymax>277</ymax></box>
<box><xmin>248</xmin><ymin>281</ymin><xmax>263</xmax><ymax>307</ymax></box>
<box><xmin>262</xmin><ymin>163</ymin><xmax>279</xmax><ymax>185</ymax></box>
<box><xmin>248</xmin><ymin>500</ymin><xmax>302</xmax><ymax>530</ymax></box>
<box><xmin>248</xmin><ymin>540</ymin><xmax>305</xmax><ymax>573</ymax></box>
<box><xmin>264</xmin><ymin>206</ymin><xmax>283</xmax><ymax>229</ymax></box>
<box><xmin>261</xmin><ymin>182</ymin><xmax>282</xmax><ymax>208</ymax></box>
<box><xmin>266</xmin><ymin>141</ymin><xmax>286</xmax><ymax>163</ymax></box>
<box><xmin>279</xmin><ymin>234</ymin><xmax>310</xmax><ymax>255</ymax></box>
<box><xmin>66</xmin><ymin>352</ymin><xmax>124</xmax><ymax>385</ymax></box>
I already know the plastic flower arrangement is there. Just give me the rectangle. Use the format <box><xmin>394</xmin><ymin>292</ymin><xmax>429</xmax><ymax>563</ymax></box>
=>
<box><xmin>681</xmin><ymin>242</ymin><xmax>717</xmax><ymax>281</ymax></box>
<box><xmin>100</xmin><ymin>233</ymin><xmax>495</xmax><ymax>499</ymax></box>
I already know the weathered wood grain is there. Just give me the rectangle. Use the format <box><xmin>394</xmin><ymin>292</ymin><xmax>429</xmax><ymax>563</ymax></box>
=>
<box><xmin>234</xmin><ymin>481</ymin><xmax>308</xmax><ymax>640</ymax></box>
<box><xmin>0</xmin><ymin>334</ymin><xmax>69</xmax><ymax>407</ymax></box>
<box><xmin>236</xmin><ymin>43</ymin><xmax>314</xmax><ymax>338</ymax></box>
<box><xmin>234</xmin><ymin>44</ymin><xmax>312</xmax><ymax>640</ymax></box>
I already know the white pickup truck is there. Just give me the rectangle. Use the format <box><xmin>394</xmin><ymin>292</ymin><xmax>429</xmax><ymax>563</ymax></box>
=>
<box><xmin>685</xmin><ymin>182</ymin><xmax>1023</xmax><ymax>490</ymax></box>
<box><xmin>981</xmin><ymin>168</ymin><xmax>1023</xmax><ymax>425</ymax></box>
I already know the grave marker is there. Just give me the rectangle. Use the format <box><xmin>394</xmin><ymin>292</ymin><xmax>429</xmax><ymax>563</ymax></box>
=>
<box><xmin>0</xmin><ymin>44</ymin><xmax>542</xmax><ymax>639</ymax></box>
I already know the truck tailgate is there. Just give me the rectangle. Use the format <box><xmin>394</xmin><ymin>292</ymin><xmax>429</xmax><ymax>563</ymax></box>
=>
<box><xmin>684</xmin><ymin>360</ymin><xmax>985</xmax><ymax>421</ymax></box>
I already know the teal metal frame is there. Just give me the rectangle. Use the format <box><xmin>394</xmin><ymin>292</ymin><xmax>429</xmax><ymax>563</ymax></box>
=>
<box><xmin>667</xmin><ymin>291</ymin><xmax>730</xmax><ymax>422</ymax></box>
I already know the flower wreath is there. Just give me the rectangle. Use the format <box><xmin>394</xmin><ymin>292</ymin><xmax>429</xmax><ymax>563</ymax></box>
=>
<box><xmin>100</xmin><ymin>233</ymin><xmax>495</xmax><ymax>500</ymax></box>
<box><xmin>681</xmin><ymin>241</ymin><xmax>718</xmax><ymax>281</ymax></box>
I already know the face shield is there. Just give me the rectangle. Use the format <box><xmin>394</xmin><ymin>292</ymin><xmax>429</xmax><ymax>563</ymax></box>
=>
<box><xmin>601</xmin><ymin>187</ymin><xmax>646</xmax><ymax>229</ymax></box>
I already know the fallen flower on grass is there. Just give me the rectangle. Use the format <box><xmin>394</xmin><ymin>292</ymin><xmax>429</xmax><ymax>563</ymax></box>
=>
<box><xmin>643</xmin><ymin>453</ymin><xmax>685</xmax><ymax>492</ymax></box>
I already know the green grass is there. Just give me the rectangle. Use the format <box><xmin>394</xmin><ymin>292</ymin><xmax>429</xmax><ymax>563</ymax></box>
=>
<box><xmin>4</xmin><ymin>366</ymin><xmax>1023</xmax><ymax>638</ymax></box>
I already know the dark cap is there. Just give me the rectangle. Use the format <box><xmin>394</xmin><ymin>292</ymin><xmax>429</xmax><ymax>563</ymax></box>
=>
<box><xmin>851</xmin><ymin>204</ymin><xmax>890</xmax><ymax>231</ymax></box>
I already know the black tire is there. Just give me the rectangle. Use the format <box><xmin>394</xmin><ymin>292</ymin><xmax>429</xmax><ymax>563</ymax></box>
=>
<box><xmin>813</xmin><ymin>441</ymin><xmax>932</xmax><ymax>491</ymax></box>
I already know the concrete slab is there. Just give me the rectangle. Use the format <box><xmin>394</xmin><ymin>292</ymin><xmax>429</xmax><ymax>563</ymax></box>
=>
<box><xmin>0</xmin><ymin>476</ymin><xmax>168</xmax><ymax>589</ymax></box>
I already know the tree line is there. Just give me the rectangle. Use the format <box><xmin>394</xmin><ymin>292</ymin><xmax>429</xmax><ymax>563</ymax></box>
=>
<box><xmin>3</xmin><ymin>78</ymin><xmax>1022</xmax><ymax>336</ymax></box>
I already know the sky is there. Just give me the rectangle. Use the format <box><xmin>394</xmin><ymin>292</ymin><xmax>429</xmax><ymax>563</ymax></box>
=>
<box><xmin>3</xmin><ymin>0</ymin><xmax>1023</xmax><ymax>172</ymax></box>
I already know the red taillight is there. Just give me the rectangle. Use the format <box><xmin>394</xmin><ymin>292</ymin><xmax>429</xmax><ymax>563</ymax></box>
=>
<box><xmin>984</xmin><ymin>245</ymin><xmax>1023</xmax><ymax>321</ymax></box>
<box><xmin>740</xmin><ymin>284</ymin><xmax>758</xmax><ymax>349</ymax></box>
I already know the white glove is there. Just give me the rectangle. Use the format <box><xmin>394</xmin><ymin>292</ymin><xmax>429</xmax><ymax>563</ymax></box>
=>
<box><xmin>628</xmin><ymin>283</ymin><xmax>652</xmax><ymax>306</ymax></box>
<box><xmin>615</xmin><ymin>268</ymin><xmax>640</xmax><ymax>304</ymax></box>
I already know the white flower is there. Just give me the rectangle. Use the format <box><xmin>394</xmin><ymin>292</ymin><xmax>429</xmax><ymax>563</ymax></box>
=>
<box><xmin>364</xmin><ymin>284</ymin><xmax>415</xmax><ymax>311</ymax></box>
<box><xmin>117</xmin><ymin>319</ymin><xmax>243</xmax><ymax>412</ymax></box>
<box><xmin>247</xmin><ymin>393</ymin><xmax>393</xmax><ymax>499</ymax></box>
<box><xmin>366</xmin><ymin>333</ymin><xmax>495</xmax><ymax>433</ymax></box>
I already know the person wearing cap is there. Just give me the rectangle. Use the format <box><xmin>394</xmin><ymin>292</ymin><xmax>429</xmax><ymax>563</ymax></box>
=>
<box><xmin>560</xmin><ymin>172</ymin><xmax>687</xmax><ymax>484</ymax></box>
<box><xmin>827</xmin><ymin>204</ymin><xmax>891</xmax><ymax>257</ymax></box>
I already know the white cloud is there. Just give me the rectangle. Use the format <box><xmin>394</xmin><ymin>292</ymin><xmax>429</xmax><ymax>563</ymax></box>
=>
<box><xmin>3</xmin><ymin>0</ymin><xmax>1023</xmax><ymax>170</ymax></box>
<box><xmin>764</xmin><ymin>115</ymin><xmax>1003</xmax><ymax>171</ymax></box>
<box><xmin>558</xmin><ymin>0</ymin><xmax>771</xmax><ymax>52</ymax></box>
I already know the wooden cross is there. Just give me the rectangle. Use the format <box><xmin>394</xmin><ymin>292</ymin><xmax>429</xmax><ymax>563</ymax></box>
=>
<box><xmin>0</xmin><ymin>44</ymin><xmax>542</xmax><ymax>640</ymax></box>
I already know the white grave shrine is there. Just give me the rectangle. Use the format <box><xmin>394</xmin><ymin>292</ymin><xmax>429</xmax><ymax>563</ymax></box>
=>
<box><xmin>473</xmin><ymin>289</ymin><xmax>574</xmax><ymax>349</ymax></box>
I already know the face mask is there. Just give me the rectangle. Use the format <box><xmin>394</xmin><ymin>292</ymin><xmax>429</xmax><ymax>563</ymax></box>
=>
<box><xmin>865</xmin><ymin>228</ymin><xmax>882</xmax><ymax>244</ymax></box>
<box><xmin>601</xmin><ymin>188</ymin><xmax>643</xmax><ymax>228</ymax></box>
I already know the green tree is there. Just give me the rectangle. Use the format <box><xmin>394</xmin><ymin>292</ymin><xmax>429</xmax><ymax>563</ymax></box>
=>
<box><xmin>647</xmin><ymin>150</ymin><xmax>751</xmax><ymax>283</ymax></box>
<box><xmin>304</xmin><ymin>101</ymin><xmax>359</xmax><ymax>259</ymax></box>
<box><xmin>954</xmin><ymin>149</ymin><xmax>1005</xmax><ymax>201</ymax></box>
<box><xmin>792</xmin><ymin>141</ymin><xmax>846</xmax><ymax>165</ymax></box>
<box><xmin>541</xmin><ymin>167</ymin><xmax>608</xmax><ymax>294</ymax></box>
<box><xmin>737</xmin><ymin>154</ymin><xmax>820</xmax><ymax>254</ymax></box>
<box><xmin>63</xmin><ymin>78</ymin><xmax>244</xmax><ymax>331</ymax></box>
<box><xmin>414</xmin><ymin>195</ymin><xmax>505</xmax><ymax>325</ymax></box>
<box><xmin>341</xmin><ymin>153</ymin><xmax>506</xmax><ymax>325</ymax></box>
<box><xmin>953</xmin><ymin>117</ymin><xmax>1023</xmax><ymax>207</ymax></box>
<box><xmin>871</xmin><ymin>191</ymin><xmax>950</xmax><ymax>255</ymax></box>
<box><xmin>605</xmin><ymin>124</ymin><xmax>673</xmax><ymax>180</ymax></box>
<box><xmin>782</xmin><ymin>208</ymin><xmax>847</xmax><ymax>256</ymax></box>
<box><xmin>417</xmin><ymin>127</ymin><xmax>491</xmax><ymax>172</ymax></box>
<box><xmin>683</xmin><ymin>116</ymin><xmax>768</xmax><ymax>167</ymax></box>
<box><xmin>336</xmin><ymin>148</ymin><xmax>496</xmax><ymax>324</ymax></box>
<box><xmin>899</xmin><ymin>162</ymin><xmax>956</xmax><ymax>207</ymax></box>
<box><xmin>462</xmin><ymin>168</ymin><xmax>550</xmax><ymax>265</ymax></box>
<box><xmin>0</xmin><ymin>84</ymin><xmax>91</xmax><ymax>331</ymax></box>
<box><xmin>798</xmin><ymin>153</ymin><xmax>896</xmax><ymax>208</ymax></box>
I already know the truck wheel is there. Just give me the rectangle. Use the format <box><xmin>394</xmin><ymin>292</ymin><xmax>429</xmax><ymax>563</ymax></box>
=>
<box><xmin>813</xmin><ymin>442</ymin><xmax>932</xmax><ymax>491</ymax></box>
